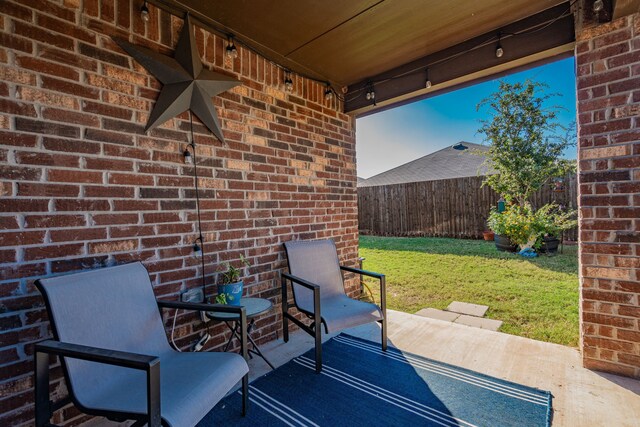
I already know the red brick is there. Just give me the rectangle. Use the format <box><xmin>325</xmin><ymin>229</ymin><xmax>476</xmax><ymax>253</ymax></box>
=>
<box><xmin>20</xmin><ymin>0</ymin><xmax>76</xmax><ymax>22</ymax></box>
<box><xmin>24</xmin><ymin>215</ymin><xmax>86</xmax><ymax>229</ymax></box>
<box><xmin>42</xmin><ymin>107</ymin><xmax>100</xmax><ymax>127</ymax></box>
<box><xmin>618</xmin><ymin>329</ymin><xmax>640</xmax><ymax>342</ymax></box>
<box><xmin>91</xmin><ymin>213</ymin><xmax>139</xmax><ymax>225</ymax></box>
<box><xmin>89</xmin><ymin>239</ymin><xmax>138</xmax><ymax>254</ymax></box>
<box><xmin>15</xmin><ymin>117</ymin><xmax>80</xmax><ymax>138</ymax></box>
<box><xmin>54</xmin><ymin>199</ymin><xmax>110</xmax><ymax>212</ymax></box>
<box><xmin>14</xmin><ymin>20</ymin><xmax>74</xmax><ymax>51</ymax></box>
<box><xmin>583</xmin><ymin>312</ymin><xmax>636</xmax><ymax>329</ymax></box>
<box><xmin>24</xmin><ymin>243</ymin><xmax>84</xmax><ymax>261</ymax></box>
<box><xmin>0</xmin><ymin>32</ymin><xmax>32</xmax><ymax>54</ymax></box>
<box><xmin>108</xmin><ymin>173</ymin><xmax>154</xmax><ymax>186</ymax></box>
<box><xmin>618</xmin><ymin>353</ymin><xmax>640</xmax><ymax>367</ymax></box>
<box><xmin>0</xmin><ymin>131</ymin><xmax>37</xmax><ymax>147</ymax></box>
<box><xmin>16</xmin><ymin>55</ymin><xmax>79</xmax><ymax>80</ymax></box>
<box><xmin>0</xmin><ymin>199</ymin><xmax>49</xmax><ymax>213</ymax></box>
<box><xmin>83</xmin><ymin>101</ymin><xmax>134</xmax><ymax>120</ymax></box>
<box><xmin>42</xmin><ymin>75</ymin><xmax>99</xmax><ymax>99</ymax></box>
<box><xmin>84</xmin><ymin>157</ymin><xmax>134</xmax><ymax>171</ymax></box>
<box><xmin>618</xmin><ymin>305</ymin><xmax>640</xmax><ymax>317</ymax></box>
<box><xmin>0</xmin><ymin>165</ymin><xmax>42</xmax><ymax>181</ymax></box>
<box><xmin>48</xmin><ymin>169</ymin><xmax>102</xmax><ymax>184</ymax></box>
<box><xmin>0</xmin><ymin>2</ymin><xmax>33</xmax><ymax>22</ymax></box>
<box><xmin>17</xmin><ymin>183</ymin><xmax>79</xmax><ymax>197</ymax></box>
<box><xmin>42</xmin><ymin>137</ymin><xmax>101</xmax><ymax>154</ymax></box>
<box><xmin>50</xmin><ymin>228</ymin><xmax>107</xmax><ymax>242</ymax></box>
<box><xmin>84</xmin><ymin>185</ymin><xmax>135</xmax><ymax>198</ymax></box>
<box><xmin>36</xmin><ymin>13</ymin><xmax>96</xmax><ymax>44</ymax></box>
<box><xmin>16</xmin><ymin>151</ymin><xmax>79</xmax><ymax>168</ymax></box>
<box><xmin>0</xmin><ymin>98</ymin><xmax>37</xmax><ymax>117</ymax></box>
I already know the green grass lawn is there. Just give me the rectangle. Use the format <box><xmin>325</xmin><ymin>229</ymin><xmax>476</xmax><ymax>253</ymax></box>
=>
<box><xmin>359</xmin><ymin>235</ymin><xmax>579</xmax><ymax>347</ymax></box>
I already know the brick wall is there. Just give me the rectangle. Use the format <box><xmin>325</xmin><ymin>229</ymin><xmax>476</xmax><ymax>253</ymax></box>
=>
<box><xmin>576</xmin><ymin>12</ymin><xmax>640</xmax><ymax>378</ymax></box>
<box><xmin>0</xmin><ymin>1</ymin><xmax>359</xmax><ymax>424</ymax></box>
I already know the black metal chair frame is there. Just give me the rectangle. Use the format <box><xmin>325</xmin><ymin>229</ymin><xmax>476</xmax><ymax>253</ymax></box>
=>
<box><xmin>34</xmin><ymin>294</ymin><xmax>249</xmax><ymax>427</ymax></box>
<box><xmin>281</xmin><ymin>265</ymin><xmax>387</xmax><ymax>373</ymax></box>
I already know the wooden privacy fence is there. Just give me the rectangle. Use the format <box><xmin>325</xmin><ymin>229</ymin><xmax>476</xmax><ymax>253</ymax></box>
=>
<box><xmin>358</xmin><ymin>175</ymin><xmax>578</xmax><ymax>241</ymax></box>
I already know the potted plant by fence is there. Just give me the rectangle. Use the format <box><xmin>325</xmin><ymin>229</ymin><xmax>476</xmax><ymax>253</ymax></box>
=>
<box><xmin>487</xmin><ymin>204</ymin><xmax>533</xmax><ymax>252</ymax></box>
<box><xmin>487</xmin><ymin>203</ymin><xmax>576</xmax><ymax>254</ymax></box>
<box><xmin>216</xmin><ymin>254</ymin><xmax>251</xmax><ymax>305</ymax></box>
<box><xmin>477</xmin><ymin>79</ymin><xmax>577</xmax><ymax>253</ymax></box>
<box><xmin>534</xmin><ymin>204</ymin><xmax>577</xmax><ymax>255</ymax></box>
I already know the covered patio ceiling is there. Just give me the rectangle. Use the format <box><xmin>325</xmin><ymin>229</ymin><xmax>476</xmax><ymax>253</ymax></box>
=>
<box><xmin>153</xmin><ymin>0</ymin><xmax>575</xmax><ymax>115</ymax></box>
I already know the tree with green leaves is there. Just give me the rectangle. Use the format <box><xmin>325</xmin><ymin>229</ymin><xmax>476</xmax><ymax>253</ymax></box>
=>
<box><xmin>477</xmin><ymin>80</ymin><xmax>575</xmax><ymax>206</ymax></box>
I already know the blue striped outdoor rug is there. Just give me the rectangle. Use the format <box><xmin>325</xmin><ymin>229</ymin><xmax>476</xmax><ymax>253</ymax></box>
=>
<box><xmin>201</xmin><ymin>334</ymin><xmax>552</xmax><ymax>426</ymax></box>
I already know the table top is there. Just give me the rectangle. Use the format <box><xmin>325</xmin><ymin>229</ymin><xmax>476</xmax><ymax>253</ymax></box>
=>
<box><xmin>206</xmin><ymin>297</ymin><xmax>272</xmax><ymax>320</ymax></box>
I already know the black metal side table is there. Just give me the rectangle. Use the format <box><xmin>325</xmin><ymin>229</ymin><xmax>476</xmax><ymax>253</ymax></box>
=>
<box><xmin>206</xmin><ymin>297</ymin><xmax>275</xmax><ymax>370</ymax></box>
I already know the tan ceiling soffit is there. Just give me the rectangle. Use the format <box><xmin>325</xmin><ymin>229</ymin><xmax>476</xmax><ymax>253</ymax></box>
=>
<box><xmin>613</xmin><ymin>0</ymin><xmax>640</xmax><ymax>19</ymax></box>
<box><xmin>349</xmin><ymin>43</ymin><xmax>575</xmax><ymax>118</ymax></box>
<box><xmin>148</xmin><ymin>0</ymin><xmax>330</xmax><ymax>83</ymax></box>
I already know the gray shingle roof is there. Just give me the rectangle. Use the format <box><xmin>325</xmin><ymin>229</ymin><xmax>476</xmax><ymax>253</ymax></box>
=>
<box><xmin>358</xmin><ymin>142</ymin><xmax>492</xmax><ymax>187</ymax></box>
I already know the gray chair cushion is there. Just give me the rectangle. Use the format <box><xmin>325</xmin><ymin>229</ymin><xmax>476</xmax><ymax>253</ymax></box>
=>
<box><xmin>319</xmin><ymin>294</ymin><xmax>383</xmax><ymax>333</ymax></box>
<box><xmin>78</xmin><ymin>351</ymin><xmax>248</xmax><ymax>427</ymax></box>
<box><xmin>37</xmin><ymin>262</ymin><xmax>248</xmax><ymax>427</ymax></box>
<box><xmin>284</xmin><ymin>239</ymin><xmax>383</xmax><ymax>333</ymax></box>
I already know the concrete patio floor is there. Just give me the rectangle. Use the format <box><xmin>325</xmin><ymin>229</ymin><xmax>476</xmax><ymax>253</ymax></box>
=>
<box><xmin>86</xmin><ymin>309</ymin><xmax>640</xmax><ymax>426</ymax></box>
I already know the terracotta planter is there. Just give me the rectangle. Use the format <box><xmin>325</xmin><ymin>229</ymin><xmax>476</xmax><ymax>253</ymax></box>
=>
<box><xmin>494</xmin><ymin>234</ymin><xmax>518</xmax><ymax>252</ymax></box>
<box><xmin>483</xmin><ymin>231</ymin><xmax>495</xmax><ymax>241</ymax></box>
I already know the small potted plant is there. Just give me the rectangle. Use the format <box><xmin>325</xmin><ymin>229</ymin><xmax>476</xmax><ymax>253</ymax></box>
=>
<box><xmin>534</xmin><ymin>204</ymin><xmax>577</xmax><ymax>255</ymax></box>
<box><xmin>487</xmin><ymin>206</ymin><xmax>520</xmax><ymax>252</ymax></box>
<box><xmin>216</xmin><ymin>254</ymin><xmax>251</xmax><ymax>306</ymax></box>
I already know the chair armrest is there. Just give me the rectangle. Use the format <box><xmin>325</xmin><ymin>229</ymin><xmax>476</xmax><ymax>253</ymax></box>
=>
<box><xmin>281</xmin><ymin>272</ymin><xmax>320</xmax><ymax>290</ymax></box>
<box><xmin>156</xmin><ymin>300</ymin><xmax>248</xmax><ymax>361</ymax></box>
<box><xmin>281</xmin><ymin>272</ymin><xmax>323</xmax><ymax>342</ymax></box>
<box><xmin>157</xmin><ymin>299</ymin><xmax>246</xmax><ymax>316</ymax></box>
<box><xmin>340</xmin><ymin>265</ymin><xmax>385</xmax><ymax>279</ymax></box>
<box><xmin>34</xmin><ymin>340</ymin><xmax>160</xmax><ymax>427</ymax></box>
<box><xmin>340</xmin><ymin>265</ymin><xmax>386</xmax><ymax>313</ymax></box>
<box><xmin>35</xmin><ymin>339</ymin><xmax>158</xmax><ymax>370</ymax></box>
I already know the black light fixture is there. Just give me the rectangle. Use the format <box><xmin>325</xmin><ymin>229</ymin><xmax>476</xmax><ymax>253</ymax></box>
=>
<box><xmin>365</xmin><ymin>82</ymin><xmax>376</xmax><ymax>106</ymax></box>
<box><xmin>425</xmin><ymin>67</ymin><xmax>432</xmax><ymax>89</ymax></box>
<box><xmin>495</xmin><ymin>32</ymin><xmax>504</xmax><ymax>58</ymax></box>
<box><xmin>284</xmin><ymin>70</ymin><xmax>294</xmax><ymax>92</ymax></box>
<box><xmin>193</xmin><ymin>236</ymin><xmax>203</xmax><ymax>258</ymax></box>
<box><xmin>225</xmin><ymin>36</ymin><xmax>238</xmax><ymax>59</ymax></box>
<box><xmin>183</xmin><ymin>143</ymin><xmax>194</xmax><ymax>164</ymax></box>
<box><xmin>324</xmin><ymin>83</ymin><xmax>334</xmax><ymax>101</ymax></box>
<box><xmin>140</xmin><ymin>1</ymin><xmax>150</xmax><ymax>22</ymax></box>
<box><xmin>593</xmin><ymin>0</ymin><xmax>604</xmax><ymax>12</ymax></box>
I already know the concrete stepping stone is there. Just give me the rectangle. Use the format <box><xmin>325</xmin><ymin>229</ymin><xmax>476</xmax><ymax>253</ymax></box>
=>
<box><xmin>415</xmin><ymin>308</ymin><xmax>460</xmax><ymax>322</ymax></box>
<box><xmin>446</xmin><ymin>301</ymin><xmax>489</xmax><ymax>317</ymax></box>
<box><xmin>454</xmin><ymin>314</ymin><xmax>503</xmax><ymax>331</ymax></box>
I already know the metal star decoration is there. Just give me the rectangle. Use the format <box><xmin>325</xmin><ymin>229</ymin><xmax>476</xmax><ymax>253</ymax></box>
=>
<box><xmin>115</xmin><ymin>14</ymin><xmax>240</xmax><ymax>142</ymax></box>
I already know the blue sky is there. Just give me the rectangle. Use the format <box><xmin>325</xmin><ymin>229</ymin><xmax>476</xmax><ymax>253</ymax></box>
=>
<box><xmin>356</xmin><ymin>57</ymin><xmax>577</xmax><ymax>179</ymax></box>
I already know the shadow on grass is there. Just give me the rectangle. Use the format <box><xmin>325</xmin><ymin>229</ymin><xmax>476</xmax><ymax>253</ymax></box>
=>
<box><xmin>359</xmin><ymin>235</ymin><xmax>578</xmax><ymax>276</ymax></box>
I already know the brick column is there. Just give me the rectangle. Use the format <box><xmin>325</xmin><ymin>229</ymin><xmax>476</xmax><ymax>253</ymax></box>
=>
<box><xmin>576</xmin><ymin>13</ymin><xmax>640</xmax><ymax>378</ymax></box>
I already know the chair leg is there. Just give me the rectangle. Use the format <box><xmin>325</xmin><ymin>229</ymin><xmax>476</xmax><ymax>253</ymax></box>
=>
<box><xmin>281</xmin><ymin>276</ymin><xmax>289</xmax><ymax>343</ymax></box>
<box><xmin>381</xmin><ymin>318</ymin><xmax>387</xmax><ymax>351</ymax></box>
<box><xmin>314</xmin><ymin>323</ymin><xmax>322</xmax><ymax>373</ymax></box>
<box><xmin>35</xmin><ymin>350</ymin><xmax>51</xmax><ymax>427</ymax></box>
<box><xmin>241</xmin><ymin>373</ymin><xmax>249</xmax><ymax>416</ymax></box>
<box><xmin>282</xmin><ymin>313</ymin><xmax>289</xmax><ymax>343</ymax></box>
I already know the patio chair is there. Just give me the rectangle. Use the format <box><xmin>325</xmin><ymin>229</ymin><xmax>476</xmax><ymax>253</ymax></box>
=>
<box><xmin>34</xmin><ymin>262</ymin><xmax>249</xmax><ymax>427</ymax></box>
<box><xmin>281</xmin><ymin>239</ymin><xmax>387</xmax><ymax>373</ymax></box>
